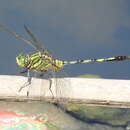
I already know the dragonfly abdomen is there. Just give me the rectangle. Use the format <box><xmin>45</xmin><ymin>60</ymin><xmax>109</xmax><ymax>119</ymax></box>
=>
<box><xmin>63</xmin><ymin>56</ymin><xmax>130</xmax><ymax>65</ymax></box>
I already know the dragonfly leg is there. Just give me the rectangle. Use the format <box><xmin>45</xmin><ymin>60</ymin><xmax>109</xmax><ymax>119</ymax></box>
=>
<box><xmin>27</xmin><ymin>70</ymin><xmax>32</xmax><ymax>96</ymax></box>
<box><xmin>18</xmin><ymin>70</ymin><xmax>32</xmax><ymax>96</ymax></box>
<box><xmin>48</xmin><ymin>78</ymin><xmax>54</xmax><ymax>99</ymax></box>
<box><xmin>37</xmin><ymin>70</ymin><xmax>54</xmax><ymax>98</ymax></box>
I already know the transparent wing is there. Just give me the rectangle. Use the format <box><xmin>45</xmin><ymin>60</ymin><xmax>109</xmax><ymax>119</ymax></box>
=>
<box><xmin>0</xmin><ymin>24</ymin><xmax>45</xmax><ymax>52</ymax></box>
<box><xmin>50</xmin><ymin>70</ymin><xmax>71</xmax><ymax>104</ymax></box>
<box><xmin>24</xmin><ymin>25</ymin><xmax>50</xmax><ymax>55</ymax></box>
<box><xmin>0</xmin><ymin>24</ymin><xmax>41</xmax><ymax>51</ymax></box>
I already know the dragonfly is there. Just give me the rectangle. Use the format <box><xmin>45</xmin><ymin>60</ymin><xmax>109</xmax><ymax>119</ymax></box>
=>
<box><xmin>0</xmin><ymin>24</ymin><xmax>130</xmax><ymax>96</ymax></box>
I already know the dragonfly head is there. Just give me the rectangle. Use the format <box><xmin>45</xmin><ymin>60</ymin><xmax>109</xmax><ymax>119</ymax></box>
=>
<box><xmin>16</xmin><ymin>53</ymin><xmax>28</xmax><ymax>67</ymax></box>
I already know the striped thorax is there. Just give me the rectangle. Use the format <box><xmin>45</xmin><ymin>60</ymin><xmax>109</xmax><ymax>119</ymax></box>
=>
<box><xmin>16</xmin><ymin>52</ymin><xmax>64</xmax><ymax>72</ymax></box>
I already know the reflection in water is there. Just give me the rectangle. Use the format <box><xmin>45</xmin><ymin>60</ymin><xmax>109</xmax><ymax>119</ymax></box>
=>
<box><xmin>64</xmin><ymin>104</ymin><xmax>130</xmax><ymax>130</ymax></box>
<box><xmin>0</xmin><ymin>101</ymin><xmax>129</xmax><ymax>130</ymax></box>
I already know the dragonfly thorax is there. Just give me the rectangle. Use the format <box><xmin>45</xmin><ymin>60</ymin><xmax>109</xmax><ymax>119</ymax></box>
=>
<box><xmin>16</xmin><ymin>52</ymin><xmax>65</xmax><ymax>71</ymax></box>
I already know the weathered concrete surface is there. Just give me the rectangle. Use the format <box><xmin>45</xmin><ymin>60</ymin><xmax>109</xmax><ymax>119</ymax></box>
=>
<box><xmin>0</xmin><ymin>75</ymin><xmax>130</xmax><ymax>108</ymax></box>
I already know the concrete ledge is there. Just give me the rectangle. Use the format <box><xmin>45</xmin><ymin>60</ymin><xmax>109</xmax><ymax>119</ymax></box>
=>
<box><xmin>0</xmin><ymin>75</ymin><xmax>130</xmax><ymax>108</ymax></box>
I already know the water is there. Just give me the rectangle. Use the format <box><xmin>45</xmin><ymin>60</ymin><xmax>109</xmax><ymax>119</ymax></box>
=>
<box><xmin>0</xmin><ymin>101</ymin><xmax>129</xmax><ymax>130</ymax></box>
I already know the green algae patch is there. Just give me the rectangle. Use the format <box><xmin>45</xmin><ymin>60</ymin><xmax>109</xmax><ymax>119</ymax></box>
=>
<box><xmin>65</xmin><ymin>104</ymin><xmax>130</xmax><ymax>126</ymax></box>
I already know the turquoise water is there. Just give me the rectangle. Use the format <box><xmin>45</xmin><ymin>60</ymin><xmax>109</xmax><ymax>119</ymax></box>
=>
<box><xmin>0</xmin><ymin>101</ymin><xmax>129</xmax><ymax>130</ymax></box>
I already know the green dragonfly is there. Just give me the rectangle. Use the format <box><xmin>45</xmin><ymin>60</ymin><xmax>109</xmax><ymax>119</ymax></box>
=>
<box><xmin>0</xmin><ymin>24</ymin><xmax>130</xmax><ymax>96</ymax></box>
